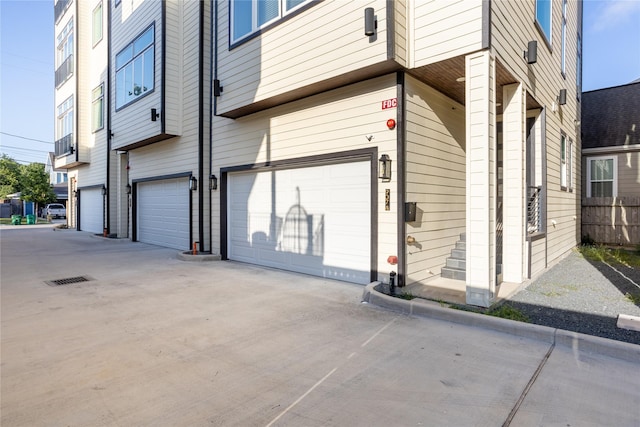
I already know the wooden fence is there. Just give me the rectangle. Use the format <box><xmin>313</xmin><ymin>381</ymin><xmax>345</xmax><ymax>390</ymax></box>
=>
<box><xmin>582</xmin><ymin>197</ymin><xmax>640</xmax><ymax>245</ymax></box>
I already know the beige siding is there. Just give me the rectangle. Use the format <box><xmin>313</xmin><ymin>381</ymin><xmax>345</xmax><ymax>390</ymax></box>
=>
<box><xmin>394</xmin><ymin>0</ymin><xmax>409</xmax><ymax>67</ymax></box>
<box><xmin>164</xmin><ymin>1</ymin><xmax>183</xmax><ymax>136</ymax></box>
<box><xmin>492</xmin><ymin>0</ymin><xmax>582</xmax><ymax>269</ymax></box>
<box><xmin>404</xmin><ymin>76</ymin><xmax>466</xmax><ymax>284</ymax></box>
<box><xmin>216</xmin><ymin>0</ymin><xmax>389</xmax><ymax>115</ymax></box>
<box><xmin>110</xmin><ymin>1</ymin><xmax>163</xmax><ymax>149</ymax></box>
<box><xmin>412</xmin><ymin>0</ymin><xmax>483</xmax><ymax>67</ymax></box>
<box><xmin>212</xmin><ymin>75</ymin><xmax>398</xmax><ymax>273</ymax></box>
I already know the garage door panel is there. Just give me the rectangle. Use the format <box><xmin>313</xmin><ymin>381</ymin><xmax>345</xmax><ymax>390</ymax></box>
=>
<box><xmin>228</xmin><ymin>161</ymin><xmax>371</xmax><ymax>284</ymax></box>
<box><xmin>80</xmin><ymin>188</ymin><xmax>103</xmax><ymax>234</ymax></box>
<box><xmin>137</xmin><ymin>178</ymin><xmax>189</xmax><ymax>250</ymax></box>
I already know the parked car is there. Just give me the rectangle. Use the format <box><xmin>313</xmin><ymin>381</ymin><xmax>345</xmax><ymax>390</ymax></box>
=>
<box><xmin>45</xmin><ymin>203</ymin><xmax>66</xmax><ymax>219</ymax></box>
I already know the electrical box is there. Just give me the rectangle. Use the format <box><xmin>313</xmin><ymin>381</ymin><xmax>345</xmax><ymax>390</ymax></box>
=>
<box><xmin>404</xmin><ymin>202</ymin><xmax>416</xmax><ymax>222</ymax></box>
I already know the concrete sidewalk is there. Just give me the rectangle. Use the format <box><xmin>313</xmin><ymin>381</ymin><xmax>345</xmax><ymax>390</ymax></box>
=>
<box><xmin>1</xmin><ymin>226</ymin><xmax>639</xmax><ymax>426</ymax></box>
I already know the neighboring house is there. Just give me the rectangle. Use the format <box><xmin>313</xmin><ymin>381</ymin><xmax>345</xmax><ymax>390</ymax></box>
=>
<box><xmin>581</xmin><ymin>81</ymin><xmax>640</xmax><ymax>245</ymax></box>
<box><xmin>55</xmin><ymin>0</ymin><xmax>582</xmax><ymax>307</ymax></box>
<box><xmin>54</xmin><ymin>0</ymin><xmax>211</xmax><ymax>243</ymax></box>
<box><xmin>45</xmin><ymin>152</ymin><xmax>68</xmax><ymax>204</ymax></box>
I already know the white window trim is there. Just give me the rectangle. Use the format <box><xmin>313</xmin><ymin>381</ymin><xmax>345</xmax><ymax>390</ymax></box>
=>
<box><xmin>586</xmin><ymin>155</ymin><xmax>618</xmax><ymax>198</ymax></box>
<box><xmin>230</xmin><ymin>0</ymin><xmax>312</xmax><ymax>45</ymax></box>
<box><xmin>92</xmin><ymin>1</ymin><xmax>103</xmax><ymax>47</ymax></box>
<box><xmin>561</xmin><ymin>0</ymin><xmax>567</xmax><ymax>76</ymax></box>
<box><xmin>92</xmin><ymin>83</ymin><xmax>104</xmax><ymax>132</ymax></box>
<box><xmin>567</xmin><ymin>139</ymin><xmax>573</xmax><ymax>191</ymax></box>
<box><xmin>560</xmin><ymin>133</ymin><xmax>567</xmax><ymax>188</ymax></box>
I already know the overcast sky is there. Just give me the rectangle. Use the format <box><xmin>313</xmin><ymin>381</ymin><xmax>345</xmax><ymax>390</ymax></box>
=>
<box><xmin>1</xmin><ymin>0</ymin><xmax>639</xmax><ymax>165</ymax></box>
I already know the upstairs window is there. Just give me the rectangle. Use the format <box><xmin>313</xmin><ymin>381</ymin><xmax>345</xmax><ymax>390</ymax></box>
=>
<box><xmin>561</xmin><ymin>0</ymin><xmax>566</xmax><ymax>75</ymax></box>
<box><xmin>93</xmin><ymin>1</ymin><xmax>103</xmax><ymax>47</ymax></box>
<box><xmin>231</xmin><ymin>0</ymin><xmax>312</xmax><ymax>44</ymax></box>
<box><xmin>587</xmin><ymin>156</ymin><xmax>617</xmax><ymax>198</ymax></box>
<box><xmin>560</xmin><ymin>133</ymin><xmax>567</xmax><ymax>188</ymax></box>
<box><xmin>57</xmin><ymin>96</ymin><xmax>74</xmax><ymax>139</ymax></box>
<box><xmin>115</xmin><ymin>24</ymin><xmax>155</xmax><ymax>109</ymax></box>
<box><xmin>92</xmin><ymin>84</ymin><xmax>104</xmax><ymax>131</ymax></box>
<box><xmin>535</xmin><ymin>0</ymin><xmax>552</xmax><ymax>45</ymax></box>
<box><xmin>56</xmin><ymin>19</ymin><xmax>74</xmax><ymax>67</ymax></box>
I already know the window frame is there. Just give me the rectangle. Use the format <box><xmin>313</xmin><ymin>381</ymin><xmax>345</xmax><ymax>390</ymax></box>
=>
<box><xmin>92</xmin><ymin>1</ymin><xmax>103</xmax><ymax>47</ymax></box>
<box><xmin>56</xmin><ymin>96</ymin><xmax>74</xmax><ymax>139</ymax></box>
<box><xmin>535</xmin><ymin>0</ymin><xmax>553</xmax><ymax>47</ymax></box>
<box><xmin>230</xmin><ymin>0</ymin><xmax>314</xmax><ymax>46</ymax></box>
<box><xmin>576</xmin><ymin>32</ymin><xmax>582</xmax><ymax>101</ymax></box>
<box><xmin>561</xmin><ymin>0</ymin><xmax>567</xmax><ymax>77</ymax></box>
<box><xmin>56</xmin><ymin>18</ymin><xmax>74</xmax><ymax>68</ymax></box>
<box><xmin>92</xmin><ymin>83</ymin><xmax>104</xmax><ymax>132</ymax></box>
<box><xmin>114</xmin><ymin>23</ymin><xmax>155</xmax><ymax>110</ymax></box>
<box><xmin>560</xmin><ymin>133</ymin><xmax>567</xmax><ymax>189</ymax></box>
<box><xmin>586</xmin><ymin>155</ymin><xmax>618</xmax><ymax>198</ymax></box>
<box><xmin>567</xmin><ymin>138</ymin><xmax>573</xmax><ymax>192</ymax></box>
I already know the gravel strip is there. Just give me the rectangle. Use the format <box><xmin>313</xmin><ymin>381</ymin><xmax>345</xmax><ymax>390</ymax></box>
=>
<box><xmin>506</xmin><ymin>249</ymin><xmax>640</xmax><ymax>345</ymax></box>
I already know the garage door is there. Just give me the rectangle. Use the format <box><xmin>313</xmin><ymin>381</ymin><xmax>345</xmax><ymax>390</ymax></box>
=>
<box><xmin>137</xmin><ymin>177</ymin><xmax>190</xmax><ymax>250</ymax></box>
<box><xmin>228</xmin><ymin>161</ymin><xmax>371</xmax><ymax>284</ymax></box>
<box><xmin>79</xmin><ymin>188</ymin><xmax>103</xmax><ymax>233</ymax></box>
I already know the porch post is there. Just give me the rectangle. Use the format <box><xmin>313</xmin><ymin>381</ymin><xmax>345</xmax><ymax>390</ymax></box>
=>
<box><xmin>464</xmin><ymin>51</ymin><xmax>496</xmax><ymax>307</ymax></box>
<box><xmin>502</xmin><ymin>83</ymin><xmax>526</xmax><ymax>282</ymax></box>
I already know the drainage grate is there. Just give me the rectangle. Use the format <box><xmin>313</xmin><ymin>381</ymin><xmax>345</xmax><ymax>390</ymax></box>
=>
<box><xmin>45</xmin><ymin>276</ymin><xmax>93</xmax><ymax>286</ymax></box>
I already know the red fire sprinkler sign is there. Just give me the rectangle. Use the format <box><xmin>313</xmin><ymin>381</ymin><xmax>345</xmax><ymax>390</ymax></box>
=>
<box><xmin>381</xmin><ymin>98</ymin><xmax>397</xmax><ymax>110</ymax></box>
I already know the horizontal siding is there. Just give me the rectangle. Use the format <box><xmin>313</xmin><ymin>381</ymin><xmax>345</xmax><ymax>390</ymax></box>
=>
<box><xmin>216</xmin><ymin>0</ymin><xmax>389</xmax><ymax>114</ymax></box>
<box><xmin>412</xmin><ymin>0</ymin><xmax>483</xmax><ymax>67</ymax></box>
<box><xmin>163</xmin><ymin>0</ymin><xmax>183</xmax><ymax>136</ymax></box>
<box><xmin>211</xmin><ymin>75</ymin><xmax>398</xmax><ymax>270</ymax></box>
<box><xmin>110</xmin><ymin>0</ymin><xmax>163</xmax><ymax>149</ymax></box>
<box><xmin>394</xmin><ymin>0</ymin><xmax>408</xmax><ymax>67</ymax></box>
<box><xmin>404</xmin><ymin>76</ymin><xmax>466</xmax><ymax>284</ymax></box>
<box><xmin>618</xmin><ymin>151</ymin><xmax>640</xmax><ymax>196</ymax></box>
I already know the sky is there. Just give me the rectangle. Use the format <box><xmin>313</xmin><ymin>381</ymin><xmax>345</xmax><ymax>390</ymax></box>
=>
<box><xmin>1</xmin><ymin>0</ymin><xmax>639</xmax><ymax>165</ymax></box>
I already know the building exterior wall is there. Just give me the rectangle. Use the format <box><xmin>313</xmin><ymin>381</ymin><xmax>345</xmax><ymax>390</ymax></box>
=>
<box><xmin>404</xmin><ymin>75</ymin><xmax>466</xmax><ymax>284</ymax></box>
<box><xmin>212</xmin><ymin>75</ymin><xmax>398</xmax><ymax>277</ymax></box>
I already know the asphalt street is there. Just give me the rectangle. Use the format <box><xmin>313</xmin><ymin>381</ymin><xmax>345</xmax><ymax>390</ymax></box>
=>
<box><xmin>1</xmin><ymin>224</ymin><xmax>639</xmax><ymax>426</ymax></box>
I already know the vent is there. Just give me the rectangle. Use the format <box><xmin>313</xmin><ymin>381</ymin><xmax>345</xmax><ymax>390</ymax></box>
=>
<box><xmin>46</xmin><ymin>276</ymin><xmax>93</xmax><ymax>286</ymax></box>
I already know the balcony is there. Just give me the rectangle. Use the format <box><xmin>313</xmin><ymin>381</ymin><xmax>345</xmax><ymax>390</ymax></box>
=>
<box><xmin>54</xmin><ymin>0</ymin><xmax>71</xmax><ymax>24</ymax></box>
<box><xmin>55</xmin><ymin>55</ymin><xmax>74</xmax><ymax>88</ymax></box>
<box><xmin>55</xmin><ymin>133</ymin><xmax>73</xmax><ymax>157</ymax></box>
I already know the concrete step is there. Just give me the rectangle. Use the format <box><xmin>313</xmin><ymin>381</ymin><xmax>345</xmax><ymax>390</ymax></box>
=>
<box><xmin>446</xmin><ymin>257</ymin><xmax>466</xmax><ymax>270</ymax></box>
<box><xmin>441</xmin><ymin>267</ymin><xmax>466</xmax><ymax>281</ymax></box>
<box><xmin>450</xmin><ymin>249</ymin><xmax>466</xmax><ymax>260</ymax></box>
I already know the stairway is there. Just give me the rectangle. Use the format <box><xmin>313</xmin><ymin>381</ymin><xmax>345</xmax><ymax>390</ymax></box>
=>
<box><xmin>441</xmin><ymin>233</ymin><xmax>466</xmax><ymax>281</ymax></box>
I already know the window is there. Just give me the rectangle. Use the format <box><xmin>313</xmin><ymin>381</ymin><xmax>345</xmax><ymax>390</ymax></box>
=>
<box><xmin>535</xmin><ymin>0</ymin><xmax>552</xmax><ymax>44</ymax></box>
<box><xmin>587</xmin><ymin>156</ymin><xmax>617</xmax><ymax>197</ymax></box>
<box><xmin>231</xmin><ymin>0</ymin><xmax>311</xmax><ymax>44</ymax></box>
<box><xmin>56</xmin><ymin>19</ymin><xmax>73</xmax><ymax>67</ymax></box>
<box><xmin>560</xmin><ymin>133</ymin><xmax>567</xmax><ymax>188</ymax></box>
<box><xmin>567</xmin><ymin>139</ymin><xmax>573</xmax><ymax>191</ymax></box>
<box><xmin>576</xmin><ymin>33</ymin><xmax>582</xmax><ymax>100</ymax></box>
<box><xmin>57</xmin><ymin>96</ymin><xmax>74</xmax><ymax>139</ymax></box>
<box><xmin>93</xmin><ymin>2</ymin><xmax>103</xmax><ymax>46</ymax></box>
<box><xmin>561</xmin><ymin>0</ymin><xmax>566</xmax><ymax>75</ymax></box>
<box><xmin>115</xmin><ymin>24</ymin><xmax>155</xmax><ymax>109</ymax></box>
<box><xmin>92</xmin><ymin>84</ymin><xmax>104</xmax><ymax>131</ymax></box>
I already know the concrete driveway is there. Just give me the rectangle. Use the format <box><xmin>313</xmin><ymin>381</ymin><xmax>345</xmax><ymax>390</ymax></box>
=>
<box><xmin>1</xmin><ymin>225</ymin><xmax>639</xmax><ymax>426</ymax></box>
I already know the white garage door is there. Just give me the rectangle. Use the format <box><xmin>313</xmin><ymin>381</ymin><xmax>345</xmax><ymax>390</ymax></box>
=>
<box><xmin>228</xmin><ymin>161</ymin><xmax>371</xmax><ymax>284</ymax></box>
<box><xmin>137</xmin><ymin>178</ymin><xmax>190</xmax><ymax>250</ymax></box>
<box><xmin>79</xmin><ymin>188</ymin><xmax>103</xmax><ymax>234</ymax></box>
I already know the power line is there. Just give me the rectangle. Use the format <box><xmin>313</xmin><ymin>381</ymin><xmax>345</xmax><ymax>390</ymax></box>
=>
<box><xmin>0</xmin><ymin>132</ymin><xmax>53</xmax><ymax>144</ymax></box>
<box><xmin>1</xmin><ymin>144</ymin><xmax>51</xmax><ymax>154</ymax></box>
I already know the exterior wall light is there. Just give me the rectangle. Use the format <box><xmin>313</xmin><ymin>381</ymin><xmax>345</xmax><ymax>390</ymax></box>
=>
<box><xmin>364</xmin><ymin>7</ymin><xmax>376</xmax><ymax>36</ymax></box>
<box><xmin>379</xmin><ymin>154</ymin><xmax>392</xmax><ymax>180</ymax></box>
<box><xmin>558</xmin><ymin>89</ymin><xmax>567</xmax><ymax>105</ymax></box>
<box><xmin>189</xmin><ymin>176</ymin><xmax>197</xmax><ymax>191</ymax></box>
<box><xmin>126</xmin><ymin>184</ymin><xmax>131</xmax><ymax>194</ymax></box>
<box><xmin>209</xmin><ymin>174</ymin><xmax>218</xmax><ymax>190</ymax></box>
<box><xmin>101</xmin><ymin>185</ymin><xmax>107</xmax><ymax>196</ymax></box>
<box><xmin>524</xmin><ymin>40</ymin><xmax>537</xmax><ymax>64</ymax></box>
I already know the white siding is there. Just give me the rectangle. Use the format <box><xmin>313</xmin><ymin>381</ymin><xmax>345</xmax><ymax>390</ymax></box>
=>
<box><xmin>465</xmin><ymin>51</ymin><xmax>496</xmax><ymax>306</ymax></box>
<box><xmin>404</xmin><ymin>76</ymin><xmax>466</xmax><ymax>284</ymax></box>
<box><xmin>212</xmin><ymin>75</ymin><xmax>398</xmax><ymax>276</ymax></box>
<box><xmin>216</xmin><ymin>0</ymin><xmax>389</xmax><ymax>115</ymax></box>
<box><xmin>412</xmin><ymin>0</ymin><xmax>483</xmax><ymax>67</ymax></box>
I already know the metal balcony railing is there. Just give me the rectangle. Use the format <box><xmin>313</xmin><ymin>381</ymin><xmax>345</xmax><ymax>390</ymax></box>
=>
<box><xmin>55</xmin><ymin>133</ymin><xmax>73</xmax><ymax>157</ymax></box>
<box><xmin>55</xmin><ymin>55</ymin><xmax>74</xmax><ymax>88</ymax></box>
<box><xmin>54</xmin><ymin>0</ymin><xmax>71</xmax><ymax>24</ymax></box>
<box><xmin>527</xmin><ymin>186</ymin><xmax>542</xmax><ymax>234</ymax></box>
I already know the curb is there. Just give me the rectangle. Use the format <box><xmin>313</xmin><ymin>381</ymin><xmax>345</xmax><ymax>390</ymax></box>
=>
<box><xmin>363</xmin><ymin>282</ymin><xmax>640</xmax><ymax>363</ymax></box>
<box><xmin>177</xmin><ymin>252</ymin><xmax>222</xmax><ymax>262</ymax></box>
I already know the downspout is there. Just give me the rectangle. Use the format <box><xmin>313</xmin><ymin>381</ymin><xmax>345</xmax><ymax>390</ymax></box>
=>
<box><xmin>396</xmin><ymin>71</ymin><xmax>406</xmax><ymax>287</ymax></box>
<box><xmin>198</xmin><ymin>0</ymin><xmax>205</xmax><ymax>251</ymax></box>
<box><xmin>161</xmin><ymin>0</ymin><xmax>166</xmax><ymax>134</ymax></box>
<box><xmin>105</xmin><ymin>0</ymin><xmax>112</xmax><ymax>234</ymax></box>
<box><xmin>209</xmin><ymin>0</ymin><xmax>216</xmax><ymax>254</ymax></box>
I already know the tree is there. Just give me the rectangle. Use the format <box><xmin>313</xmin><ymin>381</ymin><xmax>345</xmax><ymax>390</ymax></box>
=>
<box><xmin>20</xmin><ymin>162</ymin><xmax>57</xmax><ymax>207</ymax></box>
<box><xmin>0</xmin><ymin>155</ymin><xmax>22</xmax><ymax>198</ymax></box>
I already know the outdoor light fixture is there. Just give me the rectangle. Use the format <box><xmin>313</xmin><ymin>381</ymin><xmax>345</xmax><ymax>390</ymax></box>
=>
<box><xmin>364</xmin><ymin>7</ymin><xmax>376</xmax><ymax>36</ymax></box>
<box><xmin>379</xmin><ymin>154</ymin><xmax>392</xmax><ymax>180</ymax></box>
<box><xmin>189</xmin><ymin>176</ymin><xmax>198</xmax><ymax>191</ymax></box>
<box><xmin>524</xmin><ymin>40</ymin><xmax>537</xmax><ymax>64</ymax></box>
<box><xmin>558</xmin><ymin>89</ymin><xmax>567</xmax><ymax>105</ymax></box>
<box><xmin>101</xmin><ymin>185</ymin><xmax>107</xmax><ymax>196</ymax></box>
<box><xmin>151</xmin><ymin>108</ymin><xmax>160</xmax><ymax>121</ymax></box>
<box><xmin>209</xmin><ymin>174</ymin><xmax>218</xmax><ymax>190</ymax></box>
<box><xmin>213</xmin><ymin>79</ymin><xmax>223</xmax><ymax>97</ymax></box>
<box><xmin>126</xmin><ymin>184</ymin><xmax>131</xmax><ymax>194</ymax></box>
